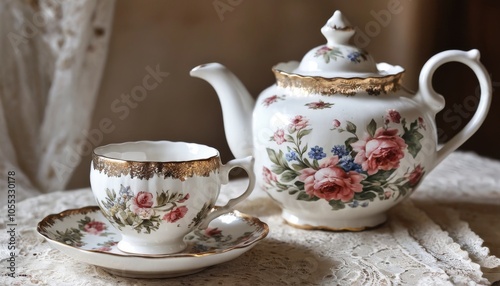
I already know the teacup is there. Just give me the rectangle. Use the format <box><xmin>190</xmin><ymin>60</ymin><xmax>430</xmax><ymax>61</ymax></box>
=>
<box><xmin>90</xmin><ymin>141</ymin><xmax>255</xmax><ymax>255</ymax></box>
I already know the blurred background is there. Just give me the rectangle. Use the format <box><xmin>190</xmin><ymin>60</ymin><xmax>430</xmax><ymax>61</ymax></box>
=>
<box><xmin>67</xmin><ymin>0</ymin><xmax>500</xmax><ymax>189</ymax></box>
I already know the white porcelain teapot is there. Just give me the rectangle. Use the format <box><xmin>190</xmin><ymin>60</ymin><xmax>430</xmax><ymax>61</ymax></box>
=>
<box><xmin>190</xmin><ymin>10</ymin><xmax>492</xmax><ymax>230</ymax></box>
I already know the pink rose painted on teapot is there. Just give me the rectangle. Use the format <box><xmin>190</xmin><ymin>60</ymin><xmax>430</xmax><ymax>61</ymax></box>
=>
<box><xmin>351</xmin><ymin>127</ymin><xmax>407</xmax><ymax>175</ymax></box>
<box><xmin>299</xmin><ymin>156</ymin><xmax>365</xmax><ymax>202</ymax></box>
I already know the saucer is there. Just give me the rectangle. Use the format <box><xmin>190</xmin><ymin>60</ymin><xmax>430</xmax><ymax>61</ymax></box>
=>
<box><xmin>37</xmin><ymin>206</ymin><xmax>268</xmax><ymax>278</ymax></box>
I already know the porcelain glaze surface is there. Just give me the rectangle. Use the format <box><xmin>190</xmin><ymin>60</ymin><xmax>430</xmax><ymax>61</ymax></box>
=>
<box><xmin>91</xmin><ymin>141</ymin><xmax>255</xmax><ymax>254</ymax></box>
<box><xmin>190</xmin><ymin>11</ymin><xmax>492</xmax><ymax>230</ymax></box>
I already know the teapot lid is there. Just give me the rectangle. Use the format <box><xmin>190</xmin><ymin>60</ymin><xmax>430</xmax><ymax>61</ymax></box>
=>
<box><xmin>273</xmin><ymin>10</ymin><xmax>404</xmax><ymax>95</ymax></box>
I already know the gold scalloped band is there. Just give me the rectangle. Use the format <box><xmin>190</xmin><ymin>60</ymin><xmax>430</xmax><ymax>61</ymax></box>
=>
<box><xmin>92</xmin><ymin>154</ymin><xmax>221</xmax><ymax>181</ymax></box>
<box><xmin>273</xmin><ymin>69</ymin><xmax>404</xmax><ymax>96</ymax></box>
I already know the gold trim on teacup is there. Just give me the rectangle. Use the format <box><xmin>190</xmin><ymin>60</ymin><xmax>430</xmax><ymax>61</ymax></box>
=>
<box><xmin>273</xmin><ymin>68</ymin><xmax>404</xmax><ymax>96</ymax></box>
<box><xmin>92</xmin><ymin>154</ymin><xmax>221</xmax><ymax>181</ymax></box>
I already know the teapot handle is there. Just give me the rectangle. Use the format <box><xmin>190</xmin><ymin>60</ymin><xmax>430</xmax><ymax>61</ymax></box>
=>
<box><xmin>418</xmin><ymin>49</ymin><xmax>492</xmax><ymax>167</ymax></box>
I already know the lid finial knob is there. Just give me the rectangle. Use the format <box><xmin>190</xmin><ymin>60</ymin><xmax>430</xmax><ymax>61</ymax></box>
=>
<box><xmin>321</xmin><ymin>10</ymin><xmax>355</xmax><ymax>47</ymax></box>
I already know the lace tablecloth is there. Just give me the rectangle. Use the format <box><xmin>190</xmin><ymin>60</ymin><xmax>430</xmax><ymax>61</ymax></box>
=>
<box><xmin>1</xmin><ymin>151</ymin><xmax>500</xmax><ymax>285</ymax></box>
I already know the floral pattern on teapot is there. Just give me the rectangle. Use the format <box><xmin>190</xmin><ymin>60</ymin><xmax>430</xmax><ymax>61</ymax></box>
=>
<box><xmin>262</xmin><ymin>95</ymin><xmax>286</xmax><ymax>107</ymax></box>
<box><xmin>305</xmin><ymin>100</ymin><xmax>334</xmax><ymax>110</ymax></box>
<box><xmin>263</xmin><ymin>109</ymin><xmax>426</xmax><ymax>210</ymax></box>
<box><xmin>263</xmin><ymin>95</ymin><xmax>335</xmax><ymax>110</ymax></box>
<box><xmin>315</xmin><ymin>46</ymin><xmax>369</xmax><ymax>64</ymax></box>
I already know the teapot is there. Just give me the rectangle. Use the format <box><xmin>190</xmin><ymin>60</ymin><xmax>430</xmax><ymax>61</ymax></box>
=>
<box><xmin>190</xmin><ymin>11</ymin><xmax>492</xmax><ymax>230</ymax></box>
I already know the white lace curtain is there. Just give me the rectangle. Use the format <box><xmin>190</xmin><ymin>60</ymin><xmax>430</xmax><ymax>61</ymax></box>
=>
<box><xmin>0</xmin><ymin>0</ymin><xmax>115</xmax><ymax>205</ymax></box>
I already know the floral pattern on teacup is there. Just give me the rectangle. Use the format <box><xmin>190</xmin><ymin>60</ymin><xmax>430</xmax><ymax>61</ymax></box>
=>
<box><xmin>263</xmin><ymin>109</ymin><xmax>426</xmax><ymax>210</ymax></box>
<box><xmin>99</xmin><ymin>185</ymin><xmax>199</xmax><ymax>234</ymax></box>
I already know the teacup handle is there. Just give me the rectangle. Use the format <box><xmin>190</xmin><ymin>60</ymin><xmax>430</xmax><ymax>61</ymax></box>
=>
<box><xmin>199</xmin><ymin>156</ymin><xmax>255</xmax><ymax>229</ymax></box>
<box><xmin>418</xmin><ymin>49</ymin><xmax>492</xmax><ymax>168</ymax></box>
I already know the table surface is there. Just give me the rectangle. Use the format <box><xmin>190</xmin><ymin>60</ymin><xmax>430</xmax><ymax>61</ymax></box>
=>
<box><xmin>1</xmin><ymin>151</ymin><xmax>500</xmax><ymax>285</ymax></box>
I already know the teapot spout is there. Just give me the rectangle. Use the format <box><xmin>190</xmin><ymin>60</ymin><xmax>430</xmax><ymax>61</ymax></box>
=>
<box><xmin>190</xmin><ymin>63</ymin><xmax>255</xmax><ymax>158</ymax></box>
